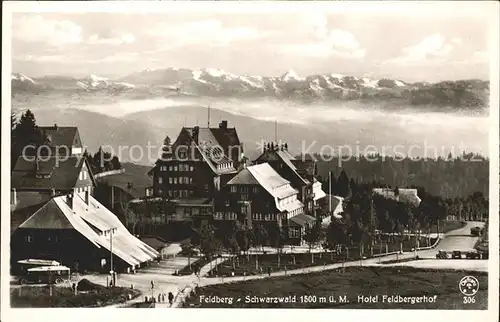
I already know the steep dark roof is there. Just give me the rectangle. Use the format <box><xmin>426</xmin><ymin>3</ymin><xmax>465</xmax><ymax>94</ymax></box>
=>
<box><xmin>12</xmin><ymin>191</ymin><xmax>52</xmax><ymax>212</ymax></box>
<box><xmin>184</xmin><ymin>127</ymin><xmax>241</xmax><ymax>153</ymax></box>
<box><xmin>97</xmin><ymin>163</ymin><xmax>152</xmax><ymax>199</ymax></box>
<box><xmin>11</xmin><ymin>156</ymin><xmax>95</xmax><ymax>190</ymax></box>
<box><xmin>16</xmin><ymin>194</ymin><xmax>159</xmax><ymax>266</ymax></box>
<box><xmin>39</xmin><ymin>126</ymin><xmax>79</xmax><ymax>147</ymax></box>
<box><xmin>227</xmin><ymin>168</ymin><xmax>260</xmax><ymax>185</ymax></box>
<box><xmin>19</xmin><ymin>199</ymin><xmax>73</xmax><ymax>229</ymax></box>
<box><xmin>289</xmin><ymin>213</ymin><xmax>316</xmax><ymax>227</ymax></box>
<box><xmin>255</xmin><ymin>149</ymin><xmax>309</xmax><ymax>185</ymax></box>
<box><xmin>292</xmin><ymin>159</ymin><xmax>316</xmax><ymax>177</ymax></box>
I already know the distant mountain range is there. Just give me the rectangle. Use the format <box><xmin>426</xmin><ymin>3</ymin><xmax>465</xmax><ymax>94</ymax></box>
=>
<box><xmin>11</xmin><ymin>68</ymin><xmax>490</xmax><ymax>109</ymax></box>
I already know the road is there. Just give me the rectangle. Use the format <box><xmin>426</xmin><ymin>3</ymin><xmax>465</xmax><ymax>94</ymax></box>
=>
<box><xmin>13</xmin><ymin>222</ymin><xmax>483</xmax><ymax>307</ymax></box>
<box><xmin>105</xmin><ymin>221</ymin><xmax>488</xmax><ymax>307</ymax></box>
<box><xmin>417</xmin><ymin>221</ymin><xmax>484</xmax><ymax>259</ymax></box>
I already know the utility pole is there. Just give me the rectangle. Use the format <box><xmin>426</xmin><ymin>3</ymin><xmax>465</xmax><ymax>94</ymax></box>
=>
<box><xmin>274</xmin><ymin>119</ymin><xmax>278</xmax><ymax>143</ymax></box>
<box><xmin>208</xmin><ymin>105</ymin><xmax>211</xmax><ymax>128</ymax></box>
<box><xmin>110</xmin><ymin>228</ymin><xmax>115</xmax><ymax>287</ymax></box>
<box><xmin>328</xmin><ymin>171</ymin><xmax>332</xmax><ymax>214</ymax></box>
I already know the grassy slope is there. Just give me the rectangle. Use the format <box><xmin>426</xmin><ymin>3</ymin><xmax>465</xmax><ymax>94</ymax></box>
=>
<box><xmin>184</xmin><ymin>266</ymin><xmax>488</xmax><ymax>309</ymax></box>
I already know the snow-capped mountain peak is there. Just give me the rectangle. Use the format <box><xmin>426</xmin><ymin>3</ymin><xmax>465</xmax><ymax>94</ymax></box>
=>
<box><xmin>281</xmin><ymin>69</ymin><xmax>304</xmax><ymax>81</ymax></box>
<box><xmin>12</xmin><ymin>73</ymin><xmax>37</xmax><ymax>84</ymax></box>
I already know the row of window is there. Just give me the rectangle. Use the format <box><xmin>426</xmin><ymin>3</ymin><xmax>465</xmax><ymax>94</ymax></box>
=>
<box><xmin>214</xmin><ymin>212</ymin><xmax>238</xmax><ymax>220</ymax></box>
<box><xmin>217</xmin><ymin>162</ymin><xmax>233</xmax><ymax>171</ymax></box>
<box><xmin>158</xmin><ymin>177</ymin><xmax>194</xmax><ymax>185</ymax></box>
<box><xmin>159</xmin><ymin>164</ymin><xmax>195</xmax><ymax>172</ymax></box>
<box><xmin>101</xmin><ymin>228</ymin><xmax>117</xmax><ymax>237</ymax></box>
<box><xmin>184</xmin><ymin>207</ymin><xmax>209</xmax><ymax>216</ymax></box>
<box><xmin>286</xmin><ymin>207</ymin><xmax>304</xmax><ymax>219</ymax></box>
<box><xmin>252</xmin><ymin>213</ymin><xmax>277</xmax><ymax>221</ymax></box>
<box><xmin>158</xmin><ymin>189</ymin><xmax>193</xmax><ymax>198</ymax></box>
<box><xmin>230</xmin><ymin>186</ymin><xmax>259</xmax><ymax>193</ymax></box>
<box><xmin>75</xmin><ymin>186</ymin><xmax>91</xmax><ymax>194</ymax></box>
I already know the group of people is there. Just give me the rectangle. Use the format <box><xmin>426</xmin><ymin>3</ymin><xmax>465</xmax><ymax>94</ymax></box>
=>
<box><xmin>149</xmin><ymin>291</ymin><xmax>175</xmax><ymax>305</ymax></box>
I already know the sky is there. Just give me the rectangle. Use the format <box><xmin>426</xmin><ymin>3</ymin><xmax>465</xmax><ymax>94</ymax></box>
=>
<box><xmin>9</xmin><ymin>3</ymin><xmax>494</xmax><ymax>82</ymax></box>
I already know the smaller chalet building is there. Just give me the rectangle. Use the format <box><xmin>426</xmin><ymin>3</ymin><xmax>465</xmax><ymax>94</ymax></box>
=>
<box><xmin>372</xmin><ymin>188</ymin><xmax>421</xmax><ymax>207</ymax></box>
<box><xmin>222</xmin><ymin>163</ymin><xmax>315</xmax><ymax>245</ymax></box>
<box><xmin>11</xmin><ymin>192</ymin><xmax>159</xmax><ymax>273</ymax></box>
<box><xmin>11</xmin><ymin>155</ymin><xmax>95</xmax><ymax>232</ymax></box>
<box><xmin>254</xmin><ymin>143</ymin><xmax>325</xmax><ymax>216</ymax></box>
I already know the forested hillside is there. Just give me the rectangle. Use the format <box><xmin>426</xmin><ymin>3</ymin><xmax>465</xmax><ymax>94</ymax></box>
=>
<box><xmin>314</xmin><ymin>153</ymin><xmax>488</xmax><ymax>198</ymax></box>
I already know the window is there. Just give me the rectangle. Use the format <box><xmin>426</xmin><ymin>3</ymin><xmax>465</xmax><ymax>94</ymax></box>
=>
<box><xmin>265</xmin><ymin>214</ymin><xmax>271</xmax><ymax>221</ymax></box>
<box><xmin>26</xmin><ymin>235</ymin><xmax>33</xmax><ymax>243</ymax></box>
<box><xmin>204</xmin><ymin>184</ymin><xmax>209</xmax><ymax>191</ymax></box>
<box><xmin>158</xmin><ymin>177</ymin><xmax>163</xmax><ymax>184</ymax></box>
<box><xmin>289</xmin><ymin>227</ymin><xmax>300</xmax><ymax>238</ymax></box>
<box><xmin>174</xmin><ymin>190</ymin><xmax>179</xmax><ymax>197</ymax></box>
<box><xmin>83</xmin><ymin>171</ymin><xmax>87</xmax><ymax>180</ymax></box>
<box><xmin>182</xmin><ymin>190</ymin><xmax>188</xmax><ymax>197</ymax></box>
<box><xmin>200</xmin><ymin>207</ymin><xmax>207</xmax><ymax>215</ymax></box>
<box><xmin>169</xmin><ymin>177</ymin><xmax>173</xmax><ymax>184</ymax></box>
<box><xmin>158</xmin><ymin>188</ymin><xmax>163</xmax><ymax>195</ymax></box>
<box><xmin>240</xmin><ymin>205</ymin><xmax>247</xmax><ymax>214</ymax></box>
<box><xmin>190</xmin><ymin>166</ymin><xmax>194</xmax><ymax>172</ymax></box>
<box><xmin>241</xmin><ymin>194</ymin><xmax>249</xmax><ymax>200</ymax></box>
<box><xmin>174</xmin><ymin>177</ymin><xmax>178</xmax><ymax>184</ymax></box>
<box><xmin>178</xmin><ymin>177</ymin><xmax>183</xmax><ymax>184</ymax></box>
<box><xmin>241</xmin><ymin>186</ymin><xmax>248</xmax><ymax>193</ymax></box>
<box><xmin>225</xmin><ymin>200</ymin><xmax>230</xmax><ymax>207</ymax></box>
<box><xmin>174</xmin><ymin>166</ymin><xmax>178</xmax><ymax>171</ymax></box>
<box><xmin>168</xmin><ymin>190</ymin><xmax>172</xmax><ymax>197</ymax></box>
<box><xmin>169</xmin><ymin>166</ymin><xmax>173</xmax><ymax>171</ymax></box>
<box><xmin>231</xmin><ymin>186</ymin><xmax>237</xmax><ymax>193</ymax></box>
<box><xmin>189</xmin><ymin>190</ymin><xmax>194</xmax><ymax>196</ymax></box>
<box><xmin>253</xmin><ymin>187</ymin><xmax>259</xmax><ymax>193</ymax></box>
<box><xmin>179</xmin><ymin>164</ymin><xmax>184</xmax><ymax>172</ymax></box>
<box><xmin>185</xmin><ymin>207</ymin><xmax>192</xmax><ymax>216</ymax></box>
<box><xmin>189</xmin><ymin>177</ymin><xmax>193</xmax><ymax>184</ymax></box>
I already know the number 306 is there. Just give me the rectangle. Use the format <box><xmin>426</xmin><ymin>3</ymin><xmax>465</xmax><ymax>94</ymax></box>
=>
<box><xmin>463</xmin><ymin>296</ymin><xmax>476</xmax><ymax>304</ymax></box>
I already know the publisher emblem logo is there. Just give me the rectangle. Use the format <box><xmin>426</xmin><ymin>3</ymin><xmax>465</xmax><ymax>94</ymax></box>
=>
<box><xmin>459</xmin><ymin>276</ymin><xmax>479</xmax><ymax>296</ymax></box>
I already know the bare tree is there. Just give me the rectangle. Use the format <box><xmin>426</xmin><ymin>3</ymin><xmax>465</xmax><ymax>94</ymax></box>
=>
<box><xmin>120</xmin><ymin>195</ymin><xmax>140</xmax><ymax>234</ymax></box>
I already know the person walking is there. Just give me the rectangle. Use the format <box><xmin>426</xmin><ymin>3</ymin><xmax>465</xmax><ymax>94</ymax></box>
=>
<box><xmin>168</xmin><ymin>292</ymin><xmax>174</xmax><ymax>305</ymax></box>
<box><xmin>267</xmin><ymin>266</ymin><xmax>271</xmax><ymax>277</ymax></box>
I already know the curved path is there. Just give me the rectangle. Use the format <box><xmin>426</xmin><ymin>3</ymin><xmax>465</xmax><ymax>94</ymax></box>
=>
<box><xmin>95</xmin><ymin>221</ymin><xmax>487</xmax><ymax>307</ymax></box>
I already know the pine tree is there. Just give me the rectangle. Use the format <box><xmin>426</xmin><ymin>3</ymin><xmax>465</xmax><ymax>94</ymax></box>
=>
<box><xmin>337</xmin><ymin>170</ymin><xmax>350</xmax><ymax>198</ymax></box>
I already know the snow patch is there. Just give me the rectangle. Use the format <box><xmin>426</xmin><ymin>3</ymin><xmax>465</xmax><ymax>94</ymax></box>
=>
<box><xmin>362</xmin><ymin>77</ymin><xmax>380</xmax><ymax>88</ymax></box>
<box><xmin>12</xmin><ymin>73</ymin><xmax>37</xmax><ymax>84</ymax></box>
<box><xmin>192</xmin><ymin>70</ymin><xmax>208</xmax><ymax>84</ymax></box>
<box><xmin>281</xmin><ymin>69</ymin><xmax>305</xmax><ymax>81</ymax></box>
<box><xmin>330</xmin><ymin>73</ymin><xmax>345</xmax><ymax>79</ymax></box>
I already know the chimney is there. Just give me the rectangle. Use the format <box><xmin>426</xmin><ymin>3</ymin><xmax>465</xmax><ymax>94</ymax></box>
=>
<box><xmin>192</xmin><ymin>126</ymin><xmax>200</xmax><ymax>144</ymax></box>
<box><xmin>85</xmin><ymin>190</ymin><xmax>90</xmax><ymax>205</ymax></box>
<box><xmin>51</xmin><ymin>188</ymin><xmax>56</xmax><ymax>197</ymax></box>
<box><xmin>219</xmin><ymin>120</ymin><xmax>228</xmax><ymax>129</ymax></box>
<box><xmin>54</xmin><ymin>123</ymin><xmax>58</xmax><ymax>130</ymax></box>
<box><xmin>66</xmin><ymin>193</ymin><xmax>74</xmax><ymax>210</ymax></box>
<box><xmin>11</xmin><ymin>188</ymin><xmax>17</xmax><ymax>206</ymax></box>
